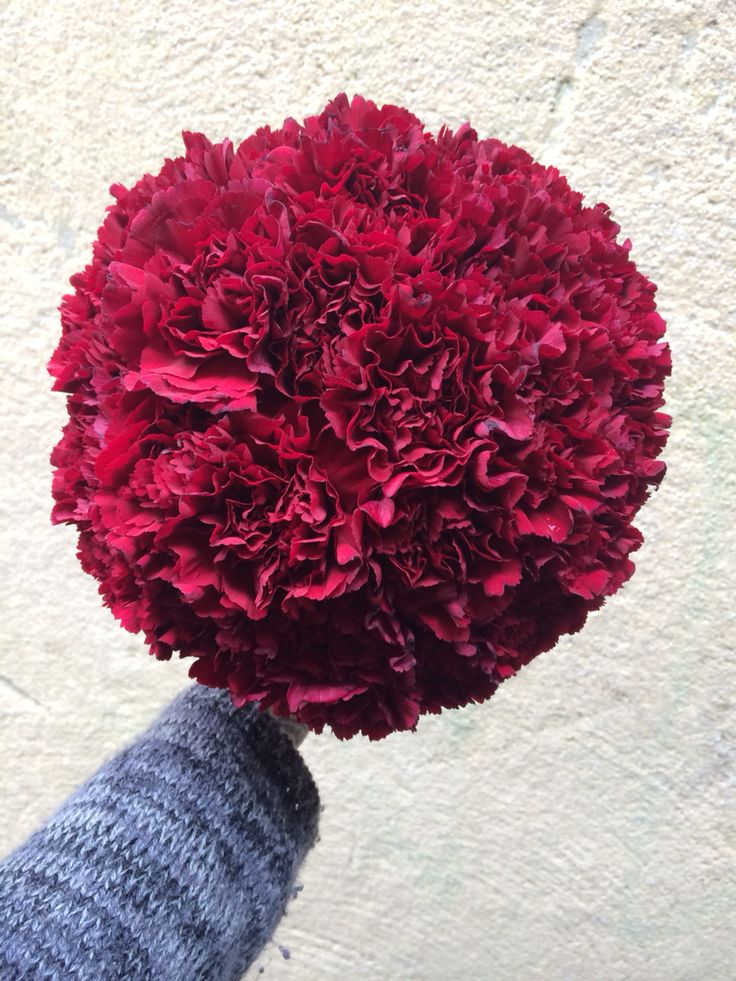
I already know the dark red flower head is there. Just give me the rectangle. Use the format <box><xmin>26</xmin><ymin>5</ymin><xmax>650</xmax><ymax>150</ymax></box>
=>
<box><xmin>49</xmin><ymin>94</ymin><xmax>671</xmax><ymax>738</ymax></box>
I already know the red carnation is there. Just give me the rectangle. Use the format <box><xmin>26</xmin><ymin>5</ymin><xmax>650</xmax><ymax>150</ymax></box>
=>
<box><xmin>49</xmin><ymin>93</ymin><xmax>671</xmax><ymax>739</ymax></box>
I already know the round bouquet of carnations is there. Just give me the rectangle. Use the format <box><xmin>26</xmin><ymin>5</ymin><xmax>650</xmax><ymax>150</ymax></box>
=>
<box><xmin>49</xmin><ymin>93</ymin><xmax>671</xmax><ymax>739</ymax></box>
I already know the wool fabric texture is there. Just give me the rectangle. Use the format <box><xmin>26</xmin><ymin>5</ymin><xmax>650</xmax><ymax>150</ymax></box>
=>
<box><xmin>0</xmin><ymin>686</ymin><xmax>320</xmax><ymax>980</ymax></box>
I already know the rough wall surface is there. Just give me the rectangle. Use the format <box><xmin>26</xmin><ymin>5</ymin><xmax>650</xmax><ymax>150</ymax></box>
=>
<box><xmin>0</xmin><ymin>1</ymin><xmax>733</xmax><ymax>979</ymax></box>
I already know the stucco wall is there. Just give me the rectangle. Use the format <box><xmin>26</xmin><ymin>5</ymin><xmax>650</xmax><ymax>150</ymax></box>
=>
<box><xmin>1</xmin><ymin>1</ymin><xmax>734</xmax><ymax>978</ymax></box>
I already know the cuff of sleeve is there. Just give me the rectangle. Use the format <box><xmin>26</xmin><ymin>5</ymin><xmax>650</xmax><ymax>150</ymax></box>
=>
<box><xmin>151</xmin><ymin>684</ymin><xmax>321</xmax><ymax>861</ymax></box>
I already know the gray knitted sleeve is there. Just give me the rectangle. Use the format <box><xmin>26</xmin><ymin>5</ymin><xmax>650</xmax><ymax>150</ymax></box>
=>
<box><xmin>0</xmin><ymin>685</ymin><xmax>320</xmax><ymax>980</ymax></box>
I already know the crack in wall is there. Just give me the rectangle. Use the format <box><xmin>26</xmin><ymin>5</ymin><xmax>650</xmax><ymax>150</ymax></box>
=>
<box><xmin>544</xmin><ymin>8</ymin><xmax>607</xmax><ymax>153</ymax></box>
<box><xmin>0</xmin><ymin>675</ymin><xmax>42</xmax><ymax>708</ymax></box>
<box><xmin>576</xmin><ymin>12</ymin><xmax>607</xmax><ymax>66</ymax></box>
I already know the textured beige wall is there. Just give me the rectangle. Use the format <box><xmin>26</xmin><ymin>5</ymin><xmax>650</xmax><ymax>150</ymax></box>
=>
<box><xmin>1</xmin><ymin>1</ymin><xmax>734</xmax><ymax>978</ymax></box>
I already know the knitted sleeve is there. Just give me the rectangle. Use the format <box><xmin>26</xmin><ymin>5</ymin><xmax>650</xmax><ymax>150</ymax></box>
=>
<box><xmin>0</xmin><ymin>685</ymin><xmax>320</xmax><ymax>980</ymax></box>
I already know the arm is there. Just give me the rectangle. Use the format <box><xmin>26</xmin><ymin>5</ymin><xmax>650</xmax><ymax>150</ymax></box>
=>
<box><xmin>0</xmin><ymin>686</ymin><xmax>320</xmax><ymax>980</ymax></box>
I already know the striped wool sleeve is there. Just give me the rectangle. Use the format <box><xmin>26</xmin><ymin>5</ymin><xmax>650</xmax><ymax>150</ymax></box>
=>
<box><xmin>0</xmin><ymin>685</ymin><xmax>320</xmax><ymax>980</ymax></box>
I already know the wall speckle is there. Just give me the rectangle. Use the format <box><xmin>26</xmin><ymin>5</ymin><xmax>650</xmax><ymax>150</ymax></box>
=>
<box><xmin>1</xmin><ymin>1</ymin><xmax>734</xmax><ymax>979</ymax></box>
